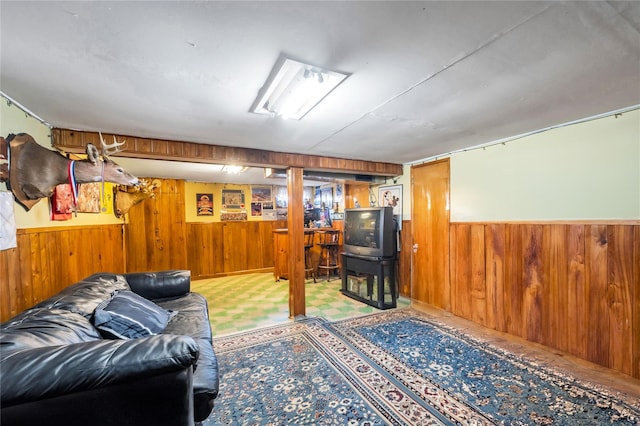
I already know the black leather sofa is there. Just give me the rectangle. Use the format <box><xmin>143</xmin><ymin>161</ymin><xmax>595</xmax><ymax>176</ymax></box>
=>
<box><xmin>0</xmin><ymin>270</ymin><xmax>219</xmax><ymax>426</ymax></box>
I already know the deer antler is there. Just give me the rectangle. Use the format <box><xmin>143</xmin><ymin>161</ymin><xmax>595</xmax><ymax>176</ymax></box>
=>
<box><xmin>99</xmin><ymin>132</ymin><xmax>126</xmax><ymax>157</ymax></box>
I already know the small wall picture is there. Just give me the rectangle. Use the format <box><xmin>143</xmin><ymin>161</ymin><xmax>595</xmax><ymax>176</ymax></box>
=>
<box><xmin>251</xmin><ymin>202</ymin><xmax>263</xmax><ymax>217</ymax></box>
<box><xmin>251</xmin><ymin>185</ymin><xmax>272</xmax><ymax>203</ymax></box>
<box><xmin>222</xmin><ymin>189</ymin><xmax>245</xmax><ymax>209</ymax></box>
<box><xmin>220</xmin><ymin>210</ymin><xmax>247</xmax><ymax>221</ymax></box>
<box><xmin>379</xmin><ymin>184</ymin><xmax>402</xmax><ymax>216</ymax></box>
<box><xmin>196</xmin><ymin>193</ymin><xmax>213</xmax><ymax>216</ymax></box>
<box><xmin>77</xmin><ymin>182</ymin><xmax>101</xmax><ymax>213</ymax></box>
<box><xmin>263</xmin><ymin>210</ymin><xmax>277</xmax><ymax>220</ymax></box>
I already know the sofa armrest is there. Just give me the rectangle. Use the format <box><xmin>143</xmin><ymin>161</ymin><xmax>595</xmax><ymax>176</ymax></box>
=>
<box><xmin>1</xmin><ymin>369</ymin><xmax>195</xmax><ymax>426</ymax></box>
<box><xmin>124</xmin><ymin>270</ymin><xmax>191</xmax><ymax>300</ymax></box>
<box><xmin>1</xmin><ymin>334</ymin><xmax>199</xmax><ymax>406</ymax></box>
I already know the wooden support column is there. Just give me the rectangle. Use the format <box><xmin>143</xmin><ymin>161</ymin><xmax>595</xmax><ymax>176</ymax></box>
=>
<box><xmin>287</xmin><ymin>167</ymin><xmax>305</xmax><ymax>317</ymax></box>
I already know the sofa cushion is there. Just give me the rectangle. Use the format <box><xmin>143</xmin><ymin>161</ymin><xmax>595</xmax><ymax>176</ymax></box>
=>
<box><xmin>32</xmin><ymin>273</ymin><xmax>131</xmax><ymax>318</ymax></box>
<box><xmin>0</xmin><ymin>309</ymin><xmax>102</xmax><ymax>353</ymax></box>
<box><xmin>93</xmin><ymin>291</ymin><xmax>176</xmax><ymax>340</ymax></box>
<box><xmin>158</xmin><ymin>292</ymin><xmax>212</xmax><ymax>341</ymax></box>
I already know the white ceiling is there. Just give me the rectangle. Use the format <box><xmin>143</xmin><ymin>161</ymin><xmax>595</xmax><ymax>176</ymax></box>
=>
<box><xmin>1</xmin><ymin>1</ymin><xmax>639</xmax><ymax>184</ymax></box>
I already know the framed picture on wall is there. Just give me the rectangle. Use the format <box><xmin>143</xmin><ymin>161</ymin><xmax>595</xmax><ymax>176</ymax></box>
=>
<box><xmin>379</xmin><ymin>184</ymin><xmax>402</xmax><ymax>217</ymax></box>
<box><xmin>251</xmin><ymin>185</ymin><xmax>272</xmax><ymax>203</ymax></box>
<box><xmin>222</xmin><ymin>189</ymin><xmax>245</xmax><ymax>209</ymax></box>
<box><xmin>196</xmin><ymin>193</ymin><xmax>213</xmax><ymax>216</ymax></box>
<box><xmin>251</xmin><ymin>202</ymin><xmax>263</xmax><ymax>217</ymax></box>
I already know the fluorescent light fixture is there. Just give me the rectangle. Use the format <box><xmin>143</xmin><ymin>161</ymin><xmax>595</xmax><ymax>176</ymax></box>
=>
<box><xmin>250</xmin><ymin>57</ymin><xmax>348</xmax><ymax>120</ymax></box>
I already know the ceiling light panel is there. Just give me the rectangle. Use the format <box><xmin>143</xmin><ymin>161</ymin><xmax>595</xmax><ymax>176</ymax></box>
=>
<box><xmin>251</xmin><ymin>57</ymin><xmax>349</xmax><ymax>120</ymax></box>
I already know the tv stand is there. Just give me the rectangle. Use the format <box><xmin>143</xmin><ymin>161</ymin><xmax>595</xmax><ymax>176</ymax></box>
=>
<box><xmin>340</xmin><ymin>253</ymin><xmax>397</xmax><ymax>310</ymax></box>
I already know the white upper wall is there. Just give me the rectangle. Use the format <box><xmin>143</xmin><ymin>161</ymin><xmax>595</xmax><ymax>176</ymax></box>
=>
<box><xmin>449</xmin><ymin>109</ymin><xmax>639</xmax><ymax>221</ymax></box>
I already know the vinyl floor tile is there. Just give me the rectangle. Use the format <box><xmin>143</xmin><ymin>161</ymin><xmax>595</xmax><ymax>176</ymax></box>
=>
<box><xmin>191</xmin><ymin>272</ymin><xmax>409</xmax><ymax>336</ymax></box>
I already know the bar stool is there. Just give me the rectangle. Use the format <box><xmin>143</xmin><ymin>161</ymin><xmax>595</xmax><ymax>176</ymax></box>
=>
<box><xmin>317</xmin><ymin>229</ymin><xmax>340</xmax><ymax>281</ymax></box>
<box><xmin>304</xmin><ymin>229</ymin><xmax>316</xmax><ymax>282</ymax></box>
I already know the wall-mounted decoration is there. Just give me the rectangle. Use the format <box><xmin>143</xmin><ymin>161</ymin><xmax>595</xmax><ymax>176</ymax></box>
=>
<box><xmin>77</xmin><ymin>182</ymin><xmax>101</xmax><ymax>213</ymax></box>
<box><xmin>379</xmin><ymin>184</ymin><xmax>403</xmax><ymax>217</ymax></box>
<box><xmin>251</xmin><ymin>185</ymin><xmax>272</xmax><ymax>203</ymax></box>
<box><xmin>113</xmin><ymin>179</ymin><xmax>160</xmax><ymax>219</ymax></box>
<box><xmin>196</xmin><ymin>193</ymin><xmax>213</xmax><ymax>216</ymax></box>
<box><xmin>274</xmin><ymin>185</ymin><xmax>288</xmax><ymax>208</ymax></box>
<box><xmin>262</xmin><ymin>209</ymin><xmax>277</xmax><ymax>221</ymax></box>
<box><xmin>251</xmin><ymin>202</ymin><xmax>263</xmax><ymax>217</ymax></box>
<box><xmin>0</xmin><ymin>137</ymin><xmax>8</xmax><ymax>183</ymax></box>
<box><xmin>222</xmin><ymin>189</ymin><xmax>245</xmax><ymax>209</ymax></box>
<box><xmin>313</xmin><ymin>187</ymin><xmax>322</xmax><ymax>208</ymax></box>
<box><xmin>3</xmin><ymin>133</ymin><xmax>139</xmax><ymax>211</ymax></box>
<box><xmin>0</xmin><ymin>191</ymin><xmax>17</xmax><ymax>250</ymax></box>
<box><xmin>50</xmin><ymin>184</ymin><xmax>73</xmax><ymax>221</ymax></box>
<box><xmin>320</xmin><ymin>185</ymin><xmax>333</xmax><ymax>209</ymax></box>
<box><xmin>220</xmin><ymin>210</ymin><xmax>247</xmax><ymax>221</ymax></box>
<box><xmin>334</xmin><ymin>183</ymin><xmax>344</xmax><ymax>212</ymax></box>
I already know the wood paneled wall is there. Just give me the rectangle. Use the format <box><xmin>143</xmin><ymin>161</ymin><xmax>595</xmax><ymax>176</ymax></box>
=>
<box><xmin>449</xmin><ymin>222</ymin><xmax>640</xmax><ymax>378</ymax></box>
<box><xmin>0</xmin><ymin>225</ymin><xmax>125</xmax><ymax>321</ymax></box>
<box><xmin>397</xmin><ymin>220</ymin><xmax>412</xmax><ymax>297</ymax></box>
<box><xmin>186</xmin><ymin>220</ymin><xmax>287</xmax><ymax>279</ymax></box>
<box><xmin>125</xmin><ymin>179</ymin><xmax>188</xmax><ymax>272</ymax></box>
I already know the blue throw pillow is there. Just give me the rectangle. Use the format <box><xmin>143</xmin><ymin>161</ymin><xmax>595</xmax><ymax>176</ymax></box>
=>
<box><xmin>93</xmin><ymin>290</ymin><xmax>176</xmax><ymax>339</ymax></box>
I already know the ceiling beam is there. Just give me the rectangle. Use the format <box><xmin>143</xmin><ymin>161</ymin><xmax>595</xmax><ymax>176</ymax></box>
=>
<box><xmin>52</xmin><ymin>128</ymin><xmax>403</xmax><ymax>177</ymax></box>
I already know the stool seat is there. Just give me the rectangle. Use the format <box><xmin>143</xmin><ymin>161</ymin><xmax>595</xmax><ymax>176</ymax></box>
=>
<box><xmin>316</xmin><ymin>229</ymin><xmax>341</xmax><ymax>281</ymax></box>
<box><xmin>304</xmin><ymin>229</ymin><xmax>316</xmax><ymax>282</ymax></box>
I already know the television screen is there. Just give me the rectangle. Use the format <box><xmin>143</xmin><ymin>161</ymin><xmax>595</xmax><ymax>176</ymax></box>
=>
<box><xmin>343</xmin><ymin>207</ymin><xmax>396</xmax><ymax>258</ymax></box>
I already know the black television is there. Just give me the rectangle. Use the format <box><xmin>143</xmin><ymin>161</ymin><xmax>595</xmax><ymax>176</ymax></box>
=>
<box><xmin>343</xmin><ymin>207</ymin><xmax>396</xmax><ymax>259</ymax></box>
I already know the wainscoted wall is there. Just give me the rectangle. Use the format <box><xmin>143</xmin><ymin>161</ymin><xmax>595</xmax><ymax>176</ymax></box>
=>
<box><xmin>187</xmin><ymin>220</ymin><xmax>287</xmax><ymax>279</ymax></box>
<box><xmin>0</xmin><ymin>225</ymin><xmax>125</xmax><ymax>321</ymax></box>
<box><xmin>397</xmin><ymin>220</ymin><xmax>412</xmax><ymax>297</ymax></box>
<box><xmin>0</xmin><ymin>219</ymin><xmax>288</xmax><ymax>321</ymax></box>
<box><xmin>124</xmin><ymin>179</ymin><xmax>188</xmax><ymax>273</ymax></box>
<box><xmin>448</xmin><ymin>222</ymin><xmax>639</xmax><ymax>378</ymax></box>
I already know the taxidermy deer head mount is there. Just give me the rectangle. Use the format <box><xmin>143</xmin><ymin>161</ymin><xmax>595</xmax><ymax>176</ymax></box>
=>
<box><xmin>5</xmin><ymin>132</ymin><xmax>139</xmax><ymax>211</ymax></box>
<box><xmin>114</xmin><ymin>178</ymin><xmax>161</xmax><ymax>218</ymax></box>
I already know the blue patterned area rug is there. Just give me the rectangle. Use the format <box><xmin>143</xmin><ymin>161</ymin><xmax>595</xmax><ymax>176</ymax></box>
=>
<box><xmin>205</xmin><ymin>310</ymin><xmax>640</xmax><ymax>425</ymax></box>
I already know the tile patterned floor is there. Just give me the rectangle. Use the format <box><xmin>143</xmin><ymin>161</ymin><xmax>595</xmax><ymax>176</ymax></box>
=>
<box><xmin>191</xmin><ymin>272</ymin><xmax>410</xmax><ymax>336</ymax></box>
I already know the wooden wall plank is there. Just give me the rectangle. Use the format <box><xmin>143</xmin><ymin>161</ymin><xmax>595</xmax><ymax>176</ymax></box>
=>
<box><xmin>566</xmin><ymin>224</ymin><xmax>588</xmax><ymax>359</ymax></box>
<box><xmin>0</xmin><ymin>249</ymin><xmax>8</xmax><ymax>316</ymax></box>
<box><xmin>607</xmin><ymin>225</ymin><xmax>634</xmax><ymax>375</ymax></box>
<box><xmin>448</xmin><ymin>223</ymin><xmax>459</xmax><ymax>317</ymax></box>
<box><xmin>450</xmin><ymin>223</ymin><xmax>471</xmax><ymax>320</ymax></box>
<box><xmin>522</xmin><ymin>224</ymin><xmax>544</xmax><ymax>344</ymax></box>
<box><xmin>398</xmin><ymin>220</ymin><xmax>412</xmax><ymax>297</ymax></box>
<box><xmin>504</xmin><ymin>224</ymin><xmax>524</xmax><ymax>337</ymax></box>
<box><xmin>12</xmin><ymin>236</ymin><xmax>29</xmax><ymax>317</ymax></box>
<box><xmin>38</xmin><ymin>232</ymin><xmax>52</xmax><ymax>305</ymax></box>
<box><xmin>485</xmin><ymin>224</ymin><xmax>505</xmax><ymax>332</ymax></box>
<box><xmin>586</xmin><ymin>224</ymin><xmax>610</xmax><ymax>368</ymax></box>
<box><xmin>545</xmin><ymin>224</ymin><xmax>568</xmax><ymax>351</ymax></box>
<box><xmin>470</xmin><ymin>224</ymin><xmax>486</xmax><ymax>326</ymax></box>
